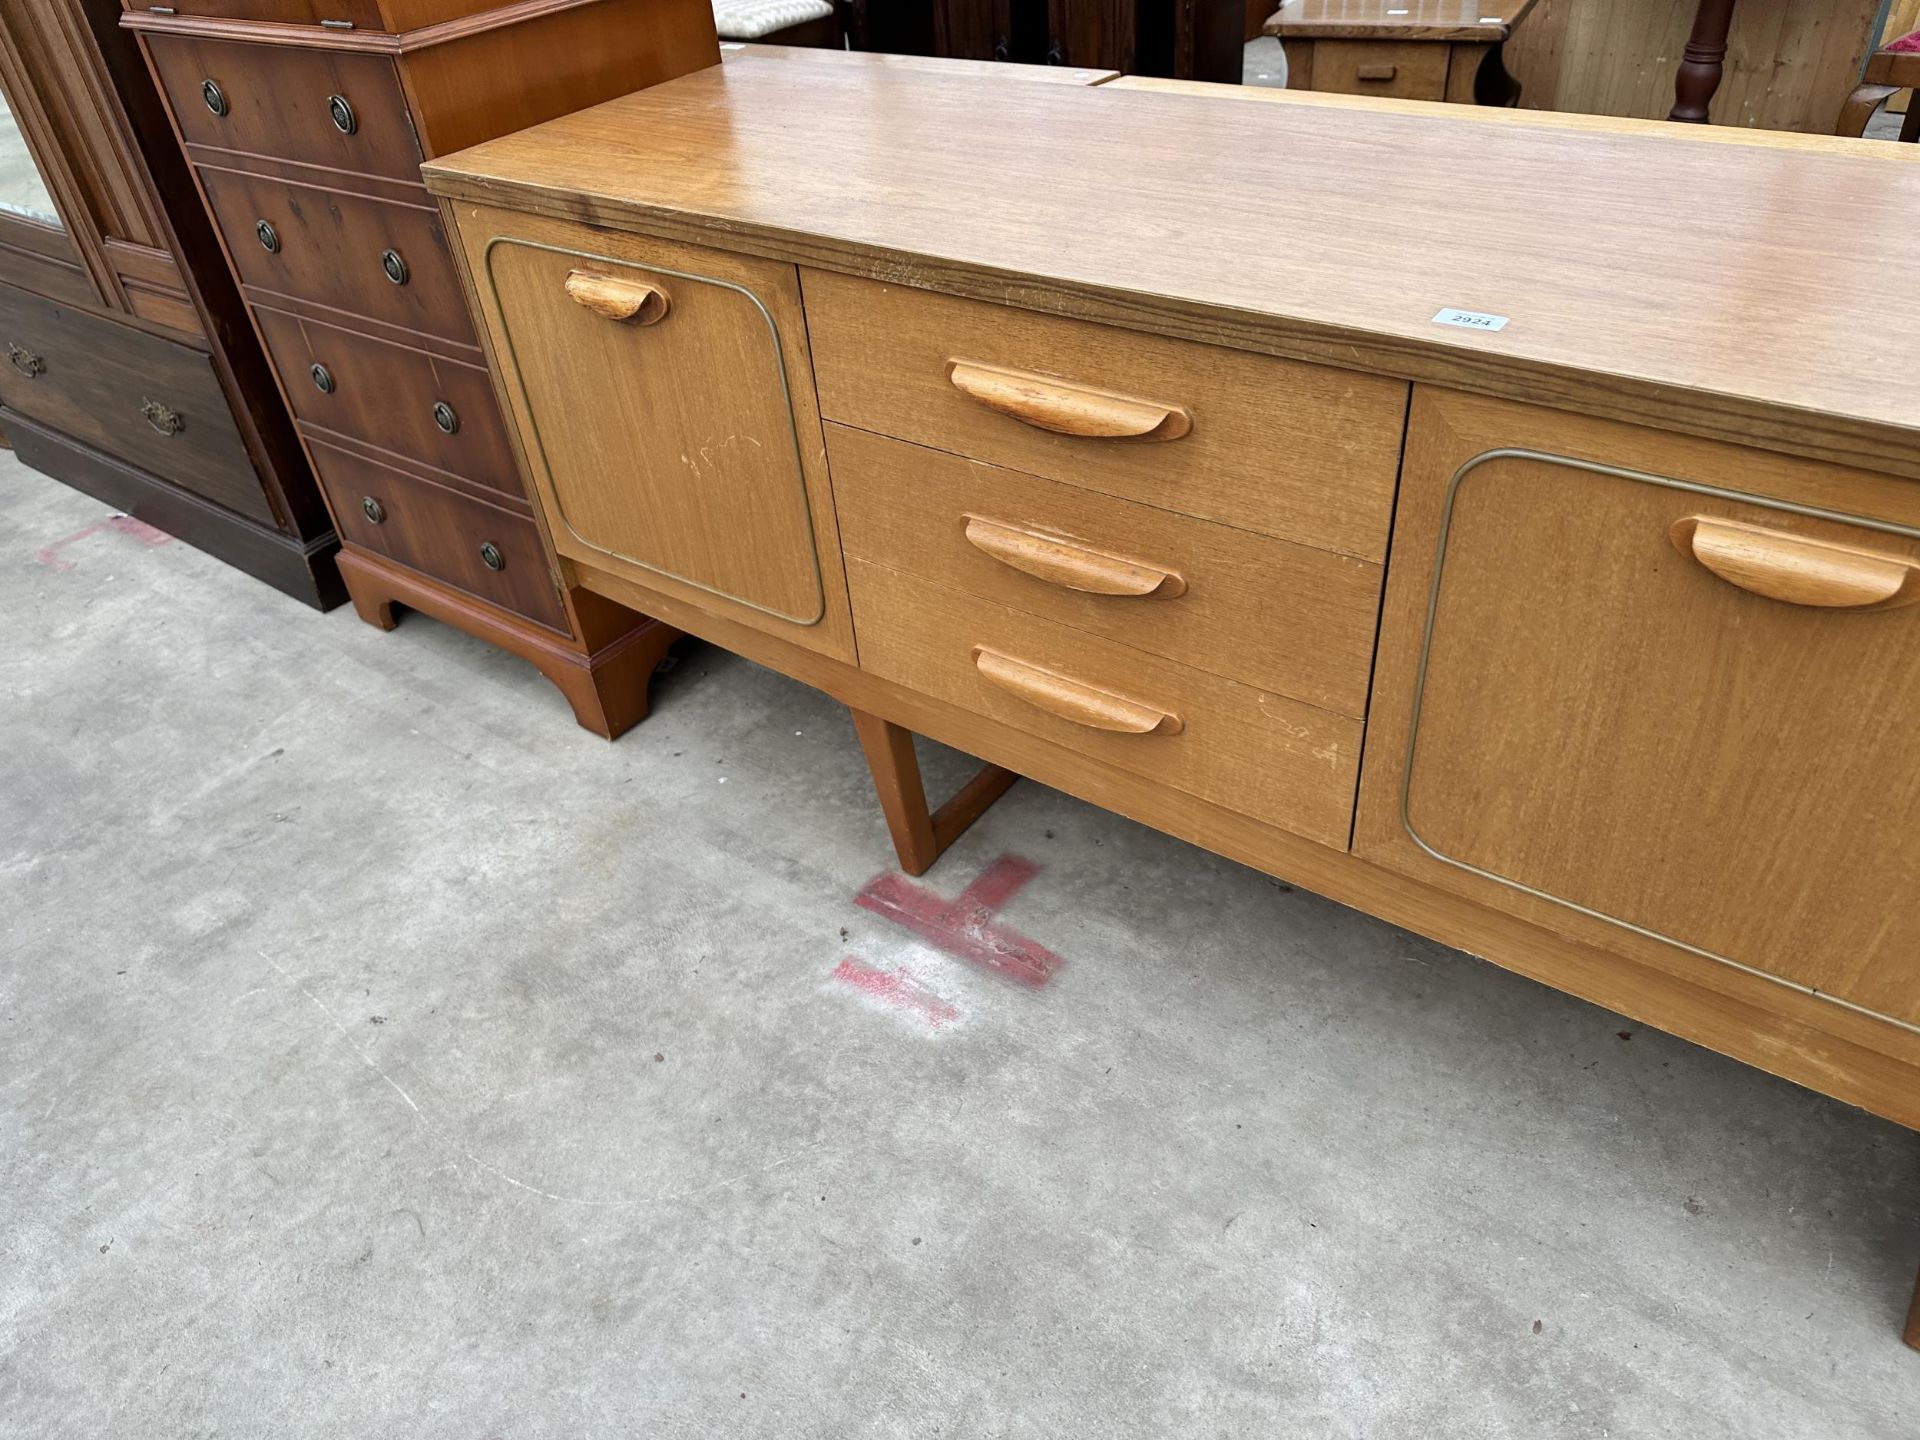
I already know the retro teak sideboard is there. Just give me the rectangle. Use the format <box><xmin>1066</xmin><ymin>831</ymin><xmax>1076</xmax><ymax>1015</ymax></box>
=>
<box><xmin>420</xmin><ymin>65</ymin><xmax>1920</xmax><ymax>1341</ymax></box>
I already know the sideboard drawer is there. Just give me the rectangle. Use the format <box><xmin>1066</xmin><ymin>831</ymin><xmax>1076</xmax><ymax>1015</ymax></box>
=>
<box><xmin>830</xmin><ymin>424</ymin><xmax>1382</xmax><ymax>717</ymax></box>
<box><xmin>148</xmin><ymin>35</ymin><xmax>419</xmax><ymax>182</ymax></box>
<box><xmin>202</xmin><ymin>168</ymin><xmax>473</xmax><ymax>344</ymax></box>
<box><xmin>849</xmin><ymin>557</ymin><xmax>1361</xmax><ymax>848</ymax></box>
<box><xmin>1358</xmin><ymin>389</ymin><xmax>1920</xmax><ymax>1026</ymax></box>
<box><xmin>311</xmin><ymin>440</ymin><xmax>567</xmax><ymax>631</ymax></box>
<box><xmin>804</xmin><ymin>268</ymin><xmax>1407</xmax><ymax>560</ymax></box>
<box><xmin>253</xmin><ymin>305</ymin><xmax>521</xmax><ymax>496</ymax></box>
<box><xmin>0</xmin><ymin>284</ymin><xmax>271</xmax><ymax>524</ymax></box>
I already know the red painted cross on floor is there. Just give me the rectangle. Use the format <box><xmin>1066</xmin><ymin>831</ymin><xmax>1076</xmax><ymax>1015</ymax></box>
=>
<box><xmin>855</xmin><ymin>855</ymin><xmax>1062</xmax><ymax>988</ymax></box>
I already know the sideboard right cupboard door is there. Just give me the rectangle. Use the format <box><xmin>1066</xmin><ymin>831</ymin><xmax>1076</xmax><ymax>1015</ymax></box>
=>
<box><xmin>467</xmin><ymin>209</ymin><xmax>855</xmax><ymax>661</ymax></box>
<box><xmin>1356</xmin><ymin>388</ymin><xmax>1920</xmax><ymax>1028</ymax></box>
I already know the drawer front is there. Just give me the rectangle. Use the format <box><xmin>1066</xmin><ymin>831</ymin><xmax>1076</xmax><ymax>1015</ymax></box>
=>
<box><xmin>0</xmin><ymin>285</ymin><xmax>271</xmax><ymax>524</ymax></box>
<box><xmin>202</xmin><ymin>167</ymin><xmax>473</xmax><ymax>344</ymax></box>
<box><xmin>253</xmin><ymin>306</ymin><xmax>522</xmax><ymax>497</ymax></box>
<box><xmin>830</xmin><ymin>424</ymin><xmax>1382</xmax><ymax>716</ymax></box>
<box><xmin>1311</xmin><ymin>41</ymin><xmax>1451</xmax><ymax>101</ymax></box>
<box><xmin>148</xmin><ymin>35</ymin><xmax>419</xmax><ymax>182</ymax></box>
<box><xmin>1358</xmin><ymin>389</ymin><xmax>1920</xmax><ymax>1025</ymax></box>
<box><xmin>151</xmin><ymin>1</ymin><xmax>387</xmax><ymax>23</ymax></box>
<box><xmin>311</xmin><ymin>440</ymin><xmax>566</xmax><ymax>630</ymax></box>
<box><xmin>849</xmin><ymin>557</ymin><xmax>1361</xmax><ymax>848</ymax></box>
<box><xmin>804</xmin><ymin>269</ymin><xmax>1407</xmax><ymax>560</ymax></box>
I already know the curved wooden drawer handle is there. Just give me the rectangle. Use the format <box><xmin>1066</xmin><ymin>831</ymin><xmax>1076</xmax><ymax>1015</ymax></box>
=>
<box><xmin>972</xmin><ymin>647</ymin><xmax>1183</xmax><ymax>735</ymax></box>
<box><xmin>1670</xmin><ymin>515</ymin><xmax>1920</xmax><ymax>611</ymax></box>
<box><xmin>963</xmin><ymin>516</ymin><xmax>1187</xmax><ymax>599</ymax></box>
<box><xmin>564</xmin><ymin>268</ymin><xmax>670</xmax><ymax>324</ymax></box>
<box><xmin>946</xmin><ymin>360</ymin><xmax>1191</xmax><ymax>441</ymax></box>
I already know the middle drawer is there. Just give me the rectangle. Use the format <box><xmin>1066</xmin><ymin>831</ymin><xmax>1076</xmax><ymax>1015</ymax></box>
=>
<box><xmin>830</xmin><ymin>424</ymin><xmax>1381</xmax><ymax>717</ymax></box>
<box><xmin>202</xmin><ymin>167</ymin><xmax>474</xmax><ymax>345</ymax></box>
<box><xmin>253</xmin><ymin>305</ymin><xmax>522</xmax><ymax>497</ymax></box>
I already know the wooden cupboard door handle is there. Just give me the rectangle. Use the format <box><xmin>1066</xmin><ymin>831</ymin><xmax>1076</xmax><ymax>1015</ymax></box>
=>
<box><xmin>962</xmin><ymin>515</ymin><xmax>1187</xmax><ymax>598</ymax></box>
<box><xmin>564</xmin><ymin>268</ymin><xmax>670</xmax><ymax>324</ymax></box>
<box><xmin>1669</xmin><ymin>515</ymin><xmax>1920</xmax><ymax>611</ymax></box>
<box><xmin>972</xmin><ymin>647</ymin><xmax>1183</xmax><ymax>735</ymax></box>
<box><xmin>1356</xmin><ymin>64</ymin><xmax>1398</xmax><ymax>81</ymax></box>
<box><xmin>945</xmin><ymin>360</ymin><xmax>1191</xmax><ymax>441</ymax></box>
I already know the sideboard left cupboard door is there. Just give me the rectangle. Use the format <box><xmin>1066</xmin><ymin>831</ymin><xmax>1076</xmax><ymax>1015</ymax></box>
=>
<box><xmin>459</xmin><ymin>208</ymin><xmax>855</xmax><ymax>661</ymax></box>
<box><xmin>1355</xmin><ymin>388</ymin><xmax>1920</xmax><ymax>1028</ymax></box>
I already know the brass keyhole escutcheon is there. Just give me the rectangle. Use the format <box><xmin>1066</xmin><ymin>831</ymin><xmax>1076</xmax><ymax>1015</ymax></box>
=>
<box><xmin>381</xmin><ymin>249</ymin><xmax>408</xmax><ymax>285</ymax></box>
<box><xmin>328</xmin><ymin>94</ymin><xmax>356</xmax><ymax>135</ymax></box>
<box><xmin>310</xmin><ymin>362</ymin><xmax>335</xmax><ymax>394</ymax></box>
<box><xmin>8</xmin><ymin>344</ymin><xmax>44</xmax><ymax>378</ymax></box>
<box><xmin>202</xmin><ymin>79</ymin><xmax>227</xmax><ymax>117</ymax></box>
<box><xmin>479</xmin><ymin>542</ymin><xmax>504</xmax><ymax>571</ymax></box>
<box><xmin>141</xmin><ymin>400</ymin><xmax>183</xmax><ymax>436</ymax></box>
<box><xmin>432</xmin><ymin>401</ymin><xmax>458</xmax><ymax>435</ymax></box>
<box><xmin>361</xmin><ymin>496</ymin><xmax>385</xmax><ymax>524</ymax></box>
<box><xmin>256</xmin><ymin>219</ymin><xmax>279</xmax><ymax>253</ymax></box>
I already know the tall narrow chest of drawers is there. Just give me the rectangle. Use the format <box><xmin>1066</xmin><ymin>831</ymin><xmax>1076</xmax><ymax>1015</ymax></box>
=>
<box><xmin>120</xmin><ymin>0</ymin><xmax>720</xmax><ymax>736</ymax></box>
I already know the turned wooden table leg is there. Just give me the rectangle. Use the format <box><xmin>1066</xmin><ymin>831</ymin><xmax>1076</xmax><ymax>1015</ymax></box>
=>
<box><xmin>850</xmin><ymin>708</ymin><xmax>1018</xmax><ymax>876</ymax></box>
<box><xmin>1670</xmin><ymin>0</ymin><xmax>1738</xmax><ymax>123</ymax></box>
<box><xmin>1905</xmin><ymin>1263</ymin><xmax>1920</xmax><ymax>1351</ymax></box>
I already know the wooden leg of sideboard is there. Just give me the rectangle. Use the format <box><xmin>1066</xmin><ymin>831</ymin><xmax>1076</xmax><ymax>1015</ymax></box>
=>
<box><xmin>1905</xmin><ymin>1263</ymin><xmax>1920</xmax><ymax>1351</ymax></box>
<box><xmin>850</xmin><ymin>708</ymin><xmax>1018</xmax><ymax>876</ymax></box>
<box><xmin>535</xmin><ymin>615</ymin><xmax>680</xmax><ymax>740</ymax></box>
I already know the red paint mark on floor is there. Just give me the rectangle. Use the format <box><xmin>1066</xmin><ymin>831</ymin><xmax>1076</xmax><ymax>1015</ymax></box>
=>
<box><xmin>855</xmin><ymin>855</ymin><xmax>1062</xmax><ymax>988</ymax></box>
<box><xmin>33</xmin><ymin>514</ymin><xmax>174</xmax><ymax>571</ymax></box>
<box><xmin>831</xmin><ymin>956</ymin><xmax>962</xmax><ymax>1031</ymax></box>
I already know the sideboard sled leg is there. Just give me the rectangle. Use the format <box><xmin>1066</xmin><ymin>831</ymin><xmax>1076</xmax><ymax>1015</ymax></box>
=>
<box><xmin>850</xmin><ymin>709</ymin><xmax>1018</xmax><ymax>876</ymax></box>
<box><xmin>1905</xmin><ymin>1263</ymin><xmax>1920</xmax><ymax>1351</ymax></box>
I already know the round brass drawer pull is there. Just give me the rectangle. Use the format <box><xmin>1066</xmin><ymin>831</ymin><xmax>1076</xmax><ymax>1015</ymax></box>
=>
<box><xmin>361</xmin><ymin>496</ymin><xmax>386</xmax><ymax>524</ymax></box>
<box><xmin>310</xmin><ymin>362</ymin><xmax>335</xmax><ymax>394</ymax></box>
<box><xmin>327</xmin><ymin>94</ymin><xmax>356</xmax><ymax>135</ymax></box>
<box><xmin>202</xmin><ymin>79</ymin><xmax>227</xmax><ymax>117</ymax></box>
<box><xmin>479</xmin><ymin>542</ymin><xmax>504</xmax><ymax>571</ymax></box>
<box><xmin>141</xmin><ymin>400</ymin><xmax>184</xmax><ymax>436</ymax></box>
<box><xmin>431</xmin><ymin>400</ymin><xmax>458</xmax><ymax>435</ymax></box>
<box><xmin>8</xmin><ymin>343</ymin><xmax>44</xmax><ymax>378</ymax></box>
<box><xmin>255</xmin><ymin>219</ymin><xmax>279</xmax><ymax>253</ymax></box>
<box><xmin>380</xmin><ymin>248</ymin><xmax>408</xmax><ymax>285</ymax></box>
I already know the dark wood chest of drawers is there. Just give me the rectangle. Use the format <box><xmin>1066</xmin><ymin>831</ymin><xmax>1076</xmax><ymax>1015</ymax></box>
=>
<box><xmin>121</xmin><ymin>0</ymin><xmax>721</xmax><ymax>736</ymax></box>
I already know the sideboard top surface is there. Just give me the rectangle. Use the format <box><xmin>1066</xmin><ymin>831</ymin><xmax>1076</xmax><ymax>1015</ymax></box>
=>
<box><xmin>423</xmin><ymin>63</ymin><xmax>1920</xmax><ymax>476</ymax></box>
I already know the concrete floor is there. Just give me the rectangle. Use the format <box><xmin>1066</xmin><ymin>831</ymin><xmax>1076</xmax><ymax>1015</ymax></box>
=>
<box><xmin>2</xmin><ymin>455</ymin><xmax>1918</xmax><ymax>1438</ymax></box>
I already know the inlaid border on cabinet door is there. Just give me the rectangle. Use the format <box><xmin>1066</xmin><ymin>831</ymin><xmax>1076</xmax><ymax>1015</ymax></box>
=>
<box><xmin>479</xmin><ymin>233</ymin><xmax>831</xmax><ymax>628</ymax></box>
<box><xmin>1399</xmin><ymin>445</ymin><xmax>1920</xmax><ymax>1039</ymax></box>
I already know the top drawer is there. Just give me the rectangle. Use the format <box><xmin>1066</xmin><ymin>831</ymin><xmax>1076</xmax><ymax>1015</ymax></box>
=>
<box><xmin>803</xmin><ymin>269</ymin><xmax>1408</xmax><ymax>561</ymax></box>
<box><xmin>136</xmin><ymin>2</ymin><xmax>386</xmax><ymax>24</ymax></box>
<box><xmin>146</xmin><ymin>34</ymin><xmax>421</xmax><ymax>183</ymax></box>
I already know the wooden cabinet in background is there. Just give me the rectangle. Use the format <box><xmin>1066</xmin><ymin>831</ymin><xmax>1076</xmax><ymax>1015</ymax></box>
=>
<box><xmin>0</xmin><ymin>0</ymin><xmax>336</xmax><ymax>606</ymax></box>
<box><xmin>121</xmin><ymin>0</ymin><xmax>723</xmax><ymax>737</ymax></box>
<box><xmin>920</xmin><ymin>0</ymin><xmax>1242</xmax><ymax>79</ymax></box>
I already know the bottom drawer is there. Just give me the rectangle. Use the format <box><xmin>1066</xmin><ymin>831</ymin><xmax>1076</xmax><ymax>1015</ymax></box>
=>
<box><xmin>848</xmin><ymin>557</ymin><xmax>1361</xmax><ymax>849</ymax></box>
<box><xmin>0</xmin><ymin>282</ymin><xmax>270</xmax><ymax>524</ymax></box>
<box><xmin>311</xmin><ymin>441</ymin><xmax>567</xmax><ymax>632</ymax></box>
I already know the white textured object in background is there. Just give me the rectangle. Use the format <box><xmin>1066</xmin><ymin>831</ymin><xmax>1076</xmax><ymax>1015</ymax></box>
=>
<box><xmin>711</xmin><ymin>0</ymin><xmax>835</xmax><ymax>39</ymax></box>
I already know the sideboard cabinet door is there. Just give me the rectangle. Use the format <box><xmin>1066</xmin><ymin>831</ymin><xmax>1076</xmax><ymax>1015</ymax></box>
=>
<box><xmin>1356</xmin><ymin>389</ymin><xmax>1920</xmax><ymax>1028</ymax></box>
<box><xmin>465</xmin><ymin>208</ymin><xmax>854</xmax><ymax>660</ymax></box>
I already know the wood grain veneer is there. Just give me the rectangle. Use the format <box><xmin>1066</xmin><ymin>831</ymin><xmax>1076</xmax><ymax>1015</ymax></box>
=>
<box><xmin>422</xmin><ymin>63</ymin><xmax>1920</xmax><ymax>479</ymax></box>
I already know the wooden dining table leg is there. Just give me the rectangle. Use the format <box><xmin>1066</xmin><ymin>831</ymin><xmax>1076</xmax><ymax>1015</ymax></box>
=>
<box><xmin>849</xmin><ymin>708</ymin><xmax>1019</xmax><ymax>876</ymax></box>
<box><xmin>1670</xmin><ymin>0</ymin><xmax>1738</xmax><ymax>123</ymax></box>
